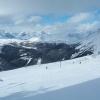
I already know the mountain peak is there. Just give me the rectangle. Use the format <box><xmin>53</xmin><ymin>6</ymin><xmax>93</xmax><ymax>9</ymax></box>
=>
<box><xmin>77</xmin><ymin>29</ymin><xmax>100</xmax><ymax>55</ymax></box>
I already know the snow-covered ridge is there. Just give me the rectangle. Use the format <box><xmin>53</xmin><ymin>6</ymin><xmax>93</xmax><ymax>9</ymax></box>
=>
<box><xmin>0</xmin><ymin>29</ymin><xmax>89</xmax><ymax>44</ymax></box>
<box><xmin>0</xmin><ymin>30</ymin><xmax>41</xmax><ymax>44</ymax></box>
<box><xmin>0</xmin><ymin>55</ymin><xmax>100</xmax><ymax>99</ymax></box>
<box><xmin>74</xmin><ymin>29</ymin><xmax>100</xmax><ymax>57</ymax></box>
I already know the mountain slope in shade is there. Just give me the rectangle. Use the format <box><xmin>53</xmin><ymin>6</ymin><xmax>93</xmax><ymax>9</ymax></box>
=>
<box><xmin>0</xmin><ymin>43</ymin><xmax>78</xmax><ymax>71</ymax></box>
<box><xmin>0</xmin><ymin>55</ymin><xmax>100</xmax><ymax>100</ymax></box>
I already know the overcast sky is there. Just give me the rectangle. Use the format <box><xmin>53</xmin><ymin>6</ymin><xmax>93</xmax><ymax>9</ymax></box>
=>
<box><xmin>0</xmin><ymin>0</ymin><xmax>100</xmax><ymax>33</ymax></box>
<box><xmin>0</xmin><ymin>0</ymin><xmax>100</xmax><ymax>15</ymax></box>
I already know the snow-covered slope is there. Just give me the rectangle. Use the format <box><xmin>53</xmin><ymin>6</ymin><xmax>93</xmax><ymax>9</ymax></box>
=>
<box><xmin>73</xmin><ymin>29</ymin><xmax>100</xmax><ymax>58</ymax></box>
<box><xmin>0</xmin><ymin>55</ymin><xmax>100</xmax><ymax>100</ymax></box>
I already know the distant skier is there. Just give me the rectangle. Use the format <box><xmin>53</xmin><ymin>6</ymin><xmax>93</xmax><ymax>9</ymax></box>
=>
<box><xmin>60</xmin><ymin>61</ymin><xmax>62</xmax><ymax>68</ymax></box>
<box><xmin>46</xmin><ymin>66</ymin><xmax>48</xmax><ymax>70</ymax></box>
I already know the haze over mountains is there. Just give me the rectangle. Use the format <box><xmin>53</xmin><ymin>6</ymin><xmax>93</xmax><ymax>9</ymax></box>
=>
<box><xmin>0</xmin><ymin>29</ymin><xmax>92</xmax><ymax>43</ymax></box>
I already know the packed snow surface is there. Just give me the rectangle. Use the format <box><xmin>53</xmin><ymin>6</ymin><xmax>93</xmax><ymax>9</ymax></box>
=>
<box><xmin>0</xmin><ymin>55</ymin><xmax>100</xmax><ymax>100</ymax></box>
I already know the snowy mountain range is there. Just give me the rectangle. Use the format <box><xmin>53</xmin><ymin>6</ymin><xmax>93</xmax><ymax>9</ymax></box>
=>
<box><xmin>0</xmin><ymin>30</ymin><xmax>41</xmax><ymax>42</ymax></box>
<box><xmin>0</xmin><ymin>29</ymin><xmax>89</xmax><ymax>43</ymax></box>
<box><xmin>0</xmin><ymin>29</ymin><xmax>100</xmax><ymax>100</ymax></box>
<box><xmin>0</xmin><ymin>29</ymin><xmax>100</xmax><ymax>71</ymax></box>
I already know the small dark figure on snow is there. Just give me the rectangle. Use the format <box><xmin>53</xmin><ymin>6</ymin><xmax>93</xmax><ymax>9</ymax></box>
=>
<box><xmin>46</xmin><ymin>66</ymin><xmax>48</xmax><ymax>70</ymax></box>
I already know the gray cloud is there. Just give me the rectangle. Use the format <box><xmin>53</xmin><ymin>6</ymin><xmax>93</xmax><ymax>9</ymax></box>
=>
<box><xmin>0</xmin><ymin>15</ymin><xmax>14</xmax><ymax>26</ymax></box>
<box><xmin>0</xmin><ymin>0</ymin><xmax>99</xmax><ymax>34</ymax></box>
<box><xmin>0</xmin><ymin>0</ymin><xmax>100</xmax><ymax>16</ymax></box>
